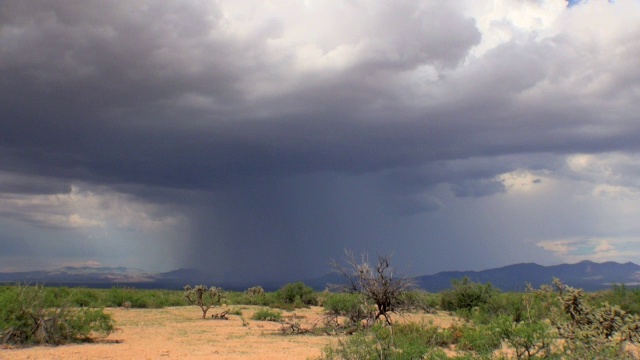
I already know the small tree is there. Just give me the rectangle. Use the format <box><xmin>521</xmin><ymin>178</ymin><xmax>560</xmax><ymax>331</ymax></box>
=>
<box><xmin>330</xmin><ymin>250</ymin><xmax>415</xmax><ymax>326</ymax></box>
<box><xmin>184</xmin><ymin>285</ymin><xmax>226</xmax><ymax>319</ymax></box>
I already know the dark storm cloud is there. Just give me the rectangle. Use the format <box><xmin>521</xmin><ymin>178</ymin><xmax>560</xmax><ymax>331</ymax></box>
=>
<box><xmin>0</xmin><ymin>0</ymin><xmax>484</xmax><ymax>187</ymax></box>
<box><xmin>3</xmin><ymin>0</ymin><xmax>640</xmax><ymax>278</ymax></box>
<box><xmin>3</xmin><ymin>0</ymin><xmax>638</xmax><ymax>189</ymax></box>
<box><xmin>0</xmin><ymin>172</ymin><xmax>71</xmax><ymax>195</ymax></box>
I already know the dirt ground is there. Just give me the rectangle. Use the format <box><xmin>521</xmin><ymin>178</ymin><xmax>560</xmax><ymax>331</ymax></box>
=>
<box><xmin>1</xmin><ymin>306</ymin><xmax>458</xmax><ymax>360</ymax></box>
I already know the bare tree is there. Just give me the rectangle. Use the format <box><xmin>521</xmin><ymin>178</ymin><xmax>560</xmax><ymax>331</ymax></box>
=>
<box><xmin>330</xmin><ymin>250</ymin><xmax>415</xmax><ymax>326</ymax></box>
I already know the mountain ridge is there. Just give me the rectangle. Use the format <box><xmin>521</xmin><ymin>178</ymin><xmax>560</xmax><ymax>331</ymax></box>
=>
<box><xmin>415</xmin><ymin>260</ymin><xmax>640</xmax><ymax>292</ymax></box>
<box><xmin>1</xmin><ymin>260</ymin><xmax>639</xmax><ymax>292</ymax></box>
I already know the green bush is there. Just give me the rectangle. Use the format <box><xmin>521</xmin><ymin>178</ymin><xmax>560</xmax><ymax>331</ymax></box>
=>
<box><xmin>0</xmin><ymin>284</ymin><xmax>114</xmax><ymax>345</ymax></box>
<box><xmin>68</xmin><ymin>288</ymin><xmax>101</xmax><ymax>308</ymax></box>
<box><xmin>4</xmin><ymin>286</ymin><xmax>190</xmax><ymax>309</ymax></box>
<box><xmin>321</xmin><ymin>322</ymin><xmax>459</xmax><ymax>360</ymax></box>
<box><xmin>251</xmin><ymin>308</ymin><xmax>282</xmax><ymax>322</ymax></box>
<box><xmin>457</xmin><ymin>323</ymin><xmax>503</xmax><ymax>356</ymax></box>
<box><xmin>493</xmin><ymin>315</ymin><xmax>554</xmax><ymax>360</ymax></box>
<box><xmin>321</xmin><ymin>325</ymin><xmax>383</xmax><ymax>359</ymax></box>
<box><xmin>440</xmin><ymin>277</ymin><xmax>498</xmax><ymax>314</ymax></box>
<box><xmin>104</xmin><ymin>287</ymin><xmax>146</xmax><ymax>308</ymax></box>
<box><xmin>596</xmin><ymin>284</ymin><xmax>640</xmax><ymax>315</ymax></box>
<box><xmin>323</xmin><ymin>293</ymin><xmax>367</xmax><ymax>322</ymax></box>
<box><xmin>227</xmin><ymin>290</ymin><xmax>277</xmax><ymax>307</ymax></box>
<box><xmin>469</xmin><ymin>292</ymin><xmax>549</xmax><ymax>326</ymax></box>
<box><xmin>398</xmin><ymin>291</ymin><xmax>440</xmax><ymax>312</ymax></box>
<box><xmin>277</xmin><ymin>282</ymin><xmax>317</xmax><ymax>307</ymax></box>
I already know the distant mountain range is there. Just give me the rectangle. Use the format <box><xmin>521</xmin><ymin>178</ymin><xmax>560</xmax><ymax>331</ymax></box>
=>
<box><xmin>1</xmin><ymin>260</ymin><xmax>639</xmax><ymax>292</ymax></box>
<box><xmin>414</xmin><ymin>260</ymin><xmax>640</xmax><ymax>292</ymax></box>
<box><xmin>0</xmin><ymin>266</ymin><xmax>205</xmax><ymax>289</ymax></box>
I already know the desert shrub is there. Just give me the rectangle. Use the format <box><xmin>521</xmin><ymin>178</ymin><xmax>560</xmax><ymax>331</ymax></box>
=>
<box><xmin>136</xmin><ymin>290</ymin><xmax>187</xmax><ymax>308</ymax></box>
<box><xmin>321</xmin><ymin>323</ymin><xmax>399</xmax><ymax>360</ymax></box>
<box><xmin>35</xmin><ymin>287</ymin><xmax>70</xmax><ymax>307</ymax></box>
<box><xmin>596</xmin><ymin>284</ymin><xmax>640</xmax><ymax>315</ymax></box>
<box><xmin>440</xmin><ymin>277</ymin><xmax>498</xmax><ymax>314</ymax></box>
<box><xmin>321</xmin><ymin>322</ymin><xmax>460</xmax><ymax>360</ymax></box>
<box><xmin>251</xmin><ymin>308</ymin><xmax>282</xmax><ymax>322</ymax></box>
<box><xmin>228</xmin><ymin>308</ymin><xmax>243</xmax><ymax>316</ymax></box>
<box><xmin>386</xmin><ymin>323</ymin><xmax>433</xmax><ymax>359</ymax></box>
<box><xmin>277</xmin><ymin>282</ymin><xmax>317</xmax><ymax>307</ymax></box>
<box><xmin>104</xmin><ymin>287</ymin><xmax>144</xmax><ymax>308</ymax></box>
<box><xmin>66</xmin><ymin>308</ymin><xmax>115</xmax><ymax>339</ymax></box>
<box><xmin>153</xmin><ymin>289</ymin><xmax>191</xmax><ymax>307</ymax></box>
<box><xmin>471</xmin><ymin>292</ymin><xmax>549</xmax><ymax>326</ymax></box>
<box><xmin>323</xmin><ymin>293</ymin><xmax>366</xmax><ymax>320</ymax></box>
<box><xmin>0</xmin><ymin>286</ymin><xmax>189</xmax><ymax>309</ymax></box>
<box><xmin>226</xmin><ymin>290</ymin><xmax>278</xmax><ymax>307</ymax></box>
<box><xmin>395</xmin><ymin>322</ymin><xmax>460</xmax><ymax>348</ymax></box>
<box><xmin>492</xmin><ymin>315</ymin><xmax>555</xmax><ymax>360</ymax></box>
<box><xmin>320</xmin><ymin>325</ymin><xmax>383</xmax><ymax>360</ymax></box>
<box><xmin>476</xmin><ymin>292</ymin><xmax>523</xmax><ymax>322</ymax></box>
<box><xmin>67</xmin><ymin>288</ymin><xmax>101</xmax><ymax>308</ymax></box>
<box><xmin>456</xmin><ymin>323</ymin><xmax>503</xmax><ymax>356</ymax></box>
<box><xmin>398</xmin><ymin>291</ymin><xmax>440</xmax><ymax>312</ymax></box>
<box><xmin>229</xmin><ymin>289</ymin><xmax>294</xmax><ymax>310</ymax></box>
<box><xmin>0</xmin><ymin>284</ymin><xmax>114</xmax><ymax>345</ymax></box>
<box><xmin>184</xmin><ymin>285</ymin><xmax>227</xmax><ymax>318</ymax></box>
<box><xmin>97</xmin><ymin>287</ymin><xmax>187</xmax><ymax>308</ymax></box>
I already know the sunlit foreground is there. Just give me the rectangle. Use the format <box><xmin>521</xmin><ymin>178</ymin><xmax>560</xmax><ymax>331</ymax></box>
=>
<box><xmin>1</xmin><ymin>306</ymin><xmax>457</xmax><ymax>360</ymax></box>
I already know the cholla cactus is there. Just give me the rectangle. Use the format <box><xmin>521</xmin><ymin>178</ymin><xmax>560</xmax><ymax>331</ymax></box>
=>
<box><xmin>184</xmin><ymin>285</ymin><xmax>227</xmax><ymax>319</ymax></box>
<box><xmin>532</xmin><ymin>278</ymin><xmax>640</xmax><ymax>358</ymax></box>
<box><xmin>245</xmin><ymin>286</ymin><xmax>266</xmax><ymax>298</ymax></box>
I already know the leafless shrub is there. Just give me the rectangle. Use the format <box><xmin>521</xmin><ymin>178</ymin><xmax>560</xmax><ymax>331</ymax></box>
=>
<box><xmin>329</xmin><ymin>250</ymin><xmax>415</xmax><ymax>326</ymax></box>
<box><xmin>211</xmin><ymin>309</ymin><xmax>230</xmax><ymax>320</ymax></box>
<box><xmin>280</xmin><ymin>321</ymin><xmax>310</xmax><ymax>335</ymax></box>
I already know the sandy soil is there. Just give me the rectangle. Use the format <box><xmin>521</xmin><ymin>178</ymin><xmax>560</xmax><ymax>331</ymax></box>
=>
<box><xmin>1</xmin><ymin>306</ymin><xmax>458</xmax><ymax>360</ymax></box>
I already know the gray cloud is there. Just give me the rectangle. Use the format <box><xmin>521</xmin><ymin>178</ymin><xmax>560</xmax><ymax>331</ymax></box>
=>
<box><xmin>2</xmin><ymin>0</ymin><xmax>640</xmax><ymax>278</ymax></box>
<box><xmin>0</xmin><ymin>172</ymin><xmax>71</xmax><ymax>195</ymax></box>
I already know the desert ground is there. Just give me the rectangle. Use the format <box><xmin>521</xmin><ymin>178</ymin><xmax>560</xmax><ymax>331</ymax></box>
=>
<box><xmin>1</xmin><ymin>306</ymin><xmax>458</xmax><ymax>360</ymax></box>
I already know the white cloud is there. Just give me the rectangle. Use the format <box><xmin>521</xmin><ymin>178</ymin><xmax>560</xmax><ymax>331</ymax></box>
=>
<box><xmin>498</xmin><ymin>170</ymin><xmax>551</xmax><ymax>194</ymax></box>
<box><xmin>567</xmin><ymin>153</ymin><xmax>640</xmax><ymax>181</ymax></box>
<box><xmin>464</xmin><ymin>0</ymin><xmax>566</xmax><ymax>57</ymax></box>
<box><xmin>537</xmin><ymin>238</ymin><xmax>579</xmax><ymax>256</ymax></box>
<box><xmin>537</xmin><ymin>236</ymin><xmax>640</xmax><ymax>263</ymax></box>
<box><xmin>594</xmin><ymin>240</ymin><xmax>614</xmax><ymax>253</ymax></box>
<box><xmin>0</xmin><ymin>181</ymin><xmax>184</xmax><ymax>233</ymax></box>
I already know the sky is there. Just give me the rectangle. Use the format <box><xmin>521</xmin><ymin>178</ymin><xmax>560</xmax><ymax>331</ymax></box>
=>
<box><xmin>2</xmin><ymin>0</ymin><xmax>640</xmax><ymax>282</ymax></box>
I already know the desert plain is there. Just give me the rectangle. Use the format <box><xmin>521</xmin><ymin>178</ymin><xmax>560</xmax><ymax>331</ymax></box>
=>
<box><xmin>1</xmin><ymin>305</ymin><xmax>457</xmax><ymax>360</ymax></box>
